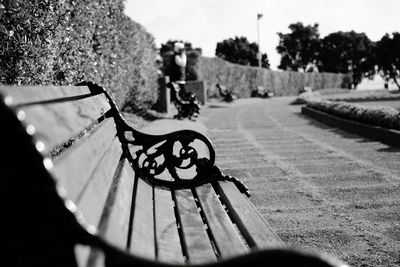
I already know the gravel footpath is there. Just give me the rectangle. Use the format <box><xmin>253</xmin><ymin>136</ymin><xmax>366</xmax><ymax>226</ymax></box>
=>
<box><xmin>202</xmin><ymin>97</ymin><xmax>400</xmax><ymax>267</ymax></box>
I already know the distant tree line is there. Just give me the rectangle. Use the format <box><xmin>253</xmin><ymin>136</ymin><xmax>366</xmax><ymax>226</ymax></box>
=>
<box><xmin>161</xmin><ymin>23</ymin><xmax>399</xmax><ymax>90</ymax></box>
<box><xmin>211</xmin><ymin>23</ymin><xmax>400</xmax><ymax>89</ymax></box>
<box><xmin>276</xmin><ymin>22</ymin><xmax>400</xmax><ymax>89</ymax></box>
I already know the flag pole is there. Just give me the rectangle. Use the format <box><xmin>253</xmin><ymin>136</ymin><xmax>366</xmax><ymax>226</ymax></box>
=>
<box><xmin>257</xmin><ymin>13</ymin><xmax>263</xmax><ymax>68</ymax></box>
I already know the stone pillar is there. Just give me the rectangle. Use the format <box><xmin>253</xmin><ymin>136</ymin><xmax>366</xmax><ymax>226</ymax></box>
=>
<box><xmin>153</xmin><ymin>76</ymin><xmax>172</xmax><ymax>114</ymax></box>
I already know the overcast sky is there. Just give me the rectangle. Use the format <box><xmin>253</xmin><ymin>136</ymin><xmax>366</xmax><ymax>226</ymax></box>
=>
<box><xmin>125</xmin><ymin>0</ymin><xmax>399</xmax><ymax>69</ymax></box>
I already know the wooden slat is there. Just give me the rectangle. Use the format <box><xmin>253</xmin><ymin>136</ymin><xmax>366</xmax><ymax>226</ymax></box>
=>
<box><xmin>154</xmin><ymin>188</ymin><xmax>184</xmax><ymax>263</ymax></box>
<box><xmin>87</xmin><ymin>159</ymin><xmax>135</xmax><ymax>267</ymax></box>
<box><xmin>52</xmin><ymin>118</ymin><xmax>117</xmax><ymax>202</ymax></box>
<box><xmin>129</xmin><ymin>179</ymin><xmax>155</xmax><ymax>259</ymax></box>
<box><xmin>100</xmin><ymin>159</ymin><xmax>135</xmax><ymax>248</ymax></box>
<box><xmin>75</xmin><ymin>245</ymin><xmax>91</xmax><ymax>267</ymax></box>
<box><xmin>195</xmin><ymin>184</ymin><xmax>249</xmax><ymax>257</ymax></box>
<box><xmin>76</xmin><ymin>136</ymin><xmax>123</xmax><ymax>227</ymax></box>
<box><xmin>217</xmin><ymin>181</ymin><xmax>284</xmax><ymax>249</ymax></box>
<box><xmin>0</xmin><ymin>85</ymin><xmax>91</xmax><ymax>106</ymax></box>
<box><xmin>19</xmin><ymin>94</ymin><xmax>111</xmax><ymax>154</ymax></box>
<box><xmin>174</xmin><ymin>189</ymin><xmax>217</xmax><ymax>264</ymax></box>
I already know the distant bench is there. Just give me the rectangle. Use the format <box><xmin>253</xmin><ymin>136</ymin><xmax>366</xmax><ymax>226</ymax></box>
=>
<box><xmin>216</xmin><ymin>84</ymin><xmax>235</xmax><ymax>102</ymax></box>
<box><xmin>1</xmin><ymin>82</ymin><xmax>344</xmax><ymax>267</ymax></box>
<box><xmin>251</xmin><ymin>86</ymin><xmax>274</xmax><ymax>98</ymax></box>
<box><xmin>168</xmin><ymin>82</ymin><xmax>200</xmax><ymax>120</ymax></box>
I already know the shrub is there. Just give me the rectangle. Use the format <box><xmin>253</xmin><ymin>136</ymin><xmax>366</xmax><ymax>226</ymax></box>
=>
<box><xmin>307</xmin><ymin>100</ymin><xmax>400</xmax><ymax>130</ymax></box>
<box><xmin>0</xmin><ymin>0</ymin><xmax>158</xmax><ymax>110</ymax></box>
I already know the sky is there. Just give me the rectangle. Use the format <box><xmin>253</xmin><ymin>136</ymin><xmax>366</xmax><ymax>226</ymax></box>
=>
<box><xmin>125</xmin><ymin>0</ymin><xmax>399</xmax><ymax>70</ymax></box>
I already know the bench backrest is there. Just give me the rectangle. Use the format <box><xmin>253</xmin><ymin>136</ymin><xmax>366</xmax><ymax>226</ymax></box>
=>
<box><xmin>0</xmin><ymin>85</ymin><xmax>135</xmax><ymax>265</ymax></box>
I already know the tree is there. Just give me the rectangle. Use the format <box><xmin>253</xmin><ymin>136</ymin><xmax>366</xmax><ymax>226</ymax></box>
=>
<box><xmin>276</xmin><ymin>22</ymin><xmax>321</xmax><ymax>71</ymax></box>
<box><xmin>215</xmin><ymin>36</ymin><xmax>270</xmax><ymax>68</ymax></box>
<box><xmin>374</xmin><ymin>33</ymin><xmax>400</xmax><ymax>89</ymax></box>
<box><xmin>319</xmin><ymin>31</ymin><xmax>373</xmax><ymax>88</ymax></box>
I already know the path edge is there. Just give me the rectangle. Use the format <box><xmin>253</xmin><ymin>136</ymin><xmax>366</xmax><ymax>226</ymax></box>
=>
<box><xmin>301</xmin><ymin>106</ymin><xmax>400</xmax><ymax>148</ymax></box>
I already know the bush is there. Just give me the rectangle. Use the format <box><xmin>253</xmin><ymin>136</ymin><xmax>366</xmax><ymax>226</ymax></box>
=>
<box><xmin>0</xmin><ymin>0</ymin><xmax>158</xmax><ymax>110</ymax></box>
<box><xmin>291</xmin><ymin>91</ymin><xmax>321</xmax><ymax>105</ymax></box>
<box><xmin>307</xmin><ymin>100</ymin><xmax>400</xmax><ymax>130</ymax></box>
<box><xmin>198</xmin><ymin>57</ymin><xmax>352</xmax><ymax>98</ymax></box>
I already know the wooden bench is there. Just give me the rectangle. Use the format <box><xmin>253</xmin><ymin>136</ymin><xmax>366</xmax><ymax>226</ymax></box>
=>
<box><xmin>216</xmin><ymin>84</ymin><xmax>234</xmax><ymax>102</ymax></box>
<box><xmin>1</xmin><ymin>82</ymin><xmax>345</xmax><ymax>267</ymax></box>
<box><xmin>168</xmin><ymin>82</ymin><xmax>200</xmax><ymax>120</ymax></box>
<box><xmin>251</xmin><ymin>86</ymin><xmax>274</xmax><ymax>98</ymax></box>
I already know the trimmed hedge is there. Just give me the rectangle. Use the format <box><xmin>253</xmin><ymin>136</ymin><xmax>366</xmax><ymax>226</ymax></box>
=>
<box><xmin>326</xmin><ymin>90</ymin><xmax>400</xmax><ymax>102</ymax></box>
<box><xmin>0</xmin><ymin>0</ymin><xmax>158</xmax><ymax>110</ymax></box>
<box><xmin>197</xmin><ymin>57</ymin><xmax>352</xmax><ymax>98</ymax></box>
<box><xmin>307</xmin><ymin>100</ymin><xmax>400</xmax><ymax>131</ymax></box>
<box><xmin>293</xmin><ymin>89</ymin><xmax>400</xmax><ymax>105</ymax></box>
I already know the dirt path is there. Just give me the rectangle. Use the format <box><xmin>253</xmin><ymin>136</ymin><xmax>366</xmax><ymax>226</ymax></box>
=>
<box><xmin>202</xmin><ymin>97</ymin><xmax>400</xmax><ymax>267</ymax></box>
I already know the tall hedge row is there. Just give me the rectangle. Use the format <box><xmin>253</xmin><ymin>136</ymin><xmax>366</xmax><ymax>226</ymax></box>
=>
<box><xmin>198</xmin><ymin>57</ymin><xmax>352</xmax><ymax>98</ymax></box>
<box><xmin>0</xmin><ymin>0</ymin><xmax>158</xmax><ymax>110</ymax></box>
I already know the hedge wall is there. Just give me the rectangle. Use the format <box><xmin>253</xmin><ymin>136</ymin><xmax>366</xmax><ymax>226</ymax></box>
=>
<box><xmin>0</xmin><ymin>0</ymin><xmax>158</xmax><ymax>110</ymax></box>
<box><xmin>197</xmin><ymin>57</ymin><xmax>352</xmax><ymax>98</ymax></box>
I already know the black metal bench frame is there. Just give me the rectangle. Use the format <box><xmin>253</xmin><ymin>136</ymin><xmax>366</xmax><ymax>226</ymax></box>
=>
<box><xmin>168</xmin><ymin>82</ymin><xmax>200</xmax><ymax>120</ymax></box>
<box><xmin>1</xmin><ymin>82</ymin><xmax>344</xmax><ymax>267</ymax></box>
<box><xmin>216</xmin><ymin>84</ymin><xmax>234</xmax><ymax>102</ymax></box>
<box><xmin>251</xmin><ymin>86</ymin><xmax>273</xmax><ymax>98</ymax></box>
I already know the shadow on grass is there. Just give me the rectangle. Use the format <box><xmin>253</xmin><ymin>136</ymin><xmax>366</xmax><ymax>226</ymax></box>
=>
<box><xmin>376</xmin><ymin>147</ymin><xmax>400</xmax><ymax>153</ymax></box>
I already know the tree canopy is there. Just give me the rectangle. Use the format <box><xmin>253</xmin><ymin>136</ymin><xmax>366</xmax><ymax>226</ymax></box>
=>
<box><xmin>373</xmin><ymin>33</ymin><xmax>400</xmax><ymax>89</ymax></box>
<box><xmin>215</xmin><ymin>36</ymin><xmax>270</xmax><ymax>68</ymax></box>
<box><xmin>276</xmin><ymin>22</ymin><xmax>321</xmax><ymax>71</ymax></box>
<box><xmin>319</xmin><ymin>31</ymin><xmax>373</xmax><ymax>87</ymax></box>
<box><xmin>276</xmin><ymin>22</ymin><xmax>379</xmax><ymax>88</ymax></box>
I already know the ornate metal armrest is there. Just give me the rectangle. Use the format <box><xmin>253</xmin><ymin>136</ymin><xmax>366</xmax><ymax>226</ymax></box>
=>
<box><xmin>120</xmin><ymin>125</ymin><xmax>249</xmax><ymax>195</ymax></box>
<box><xmin>80</xmin><ymin>81</ymin><xmax>248</xmax><ymax>195</ymax></box>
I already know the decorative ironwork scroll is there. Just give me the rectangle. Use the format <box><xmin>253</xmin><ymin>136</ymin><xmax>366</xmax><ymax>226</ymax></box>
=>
<box><xmin>79</xmin><ymin>81</ymin><xmax>249</xmax><ymax>196</ymax></box>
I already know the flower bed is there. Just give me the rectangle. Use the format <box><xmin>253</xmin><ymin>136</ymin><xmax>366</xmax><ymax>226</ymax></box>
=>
<box><xmin>307</xmin><ymin>99</ymin><xmax>400</xmax><ymax>131</ymax></box>
<box><xmin>326</xmin><ymin>90</ymin><xmax>400</xmax><ymax>102</ymax></box>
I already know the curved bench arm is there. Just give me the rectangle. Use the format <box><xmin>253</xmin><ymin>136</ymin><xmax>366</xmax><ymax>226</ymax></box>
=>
<box><xmin>80</xmin><ymin>81</ymin><xmax>248</xmax><ymax>195</ymax></box>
